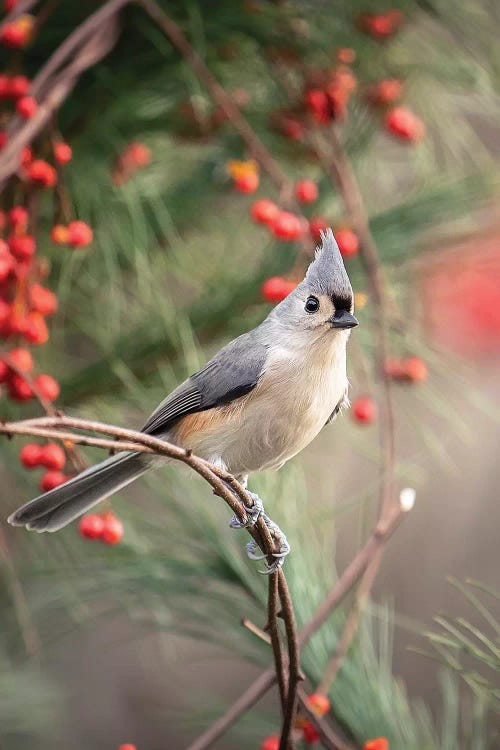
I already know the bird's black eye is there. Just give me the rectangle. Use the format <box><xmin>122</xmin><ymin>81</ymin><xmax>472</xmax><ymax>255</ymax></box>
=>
<box><xmin>305</xmin><ymin>295</ymin><xmax>320</xmax><ymax>313</ymax></box>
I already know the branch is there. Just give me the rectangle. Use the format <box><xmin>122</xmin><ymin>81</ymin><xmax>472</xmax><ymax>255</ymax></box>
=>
<box><xmin>184</xmin><ymin>502</ymin><xmax>405</xmax><ymax>750</ymax></box>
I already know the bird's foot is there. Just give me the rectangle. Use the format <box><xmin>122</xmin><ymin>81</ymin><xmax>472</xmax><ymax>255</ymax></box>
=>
<box><xmin>229</xmin><ymin>491</ymin><xmax>264</xmax><ymax>529</ymax></box>
<box><xmin>245</xmin><ymin>512</ymin><xmax>291</xmax><ymax>575</ymax></box>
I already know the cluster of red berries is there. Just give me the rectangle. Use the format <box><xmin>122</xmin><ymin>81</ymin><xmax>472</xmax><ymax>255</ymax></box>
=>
<box><xmin>0</xmin><ymin>348</ymin><xmax>59</xmax><ymax>401</ymax></box>
<box><xmin>0</xmin><ymin>9</ymin><xmax>34</xmax><ymax>50</ymax></box>
<box><xmin>50</xmin><ymin>221</ymin><xmax>93</xmax><ymax>248</ymax></box>
<box><xmin>19</xmin><ymin>442</ymin><xmax>68</xmax><ymax>492</ymax></box>
<box><xmin>260</xmin><ymin>693</ymin><xmax>330</xmax><ymax>748</ymax></box>
<box><xmin>112</xmin><ymin>141</ymin><xmax>152</xmax><ymax>185</ymax></box>
<box><xmin>79</xmin><ymin>512</ymin><xmax>124</xmax><ymax>546</ymax></box>
<box><xmin>385</xmin><ymin>356</ymin><xmax>428</xmax><ymax>383</ymax></box>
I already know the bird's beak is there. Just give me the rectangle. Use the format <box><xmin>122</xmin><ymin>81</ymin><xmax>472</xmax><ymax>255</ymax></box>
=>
<box><xmin>330</xmin><ymin>310</ymin><xmax>359</xmax><ymax>329</ymax></box>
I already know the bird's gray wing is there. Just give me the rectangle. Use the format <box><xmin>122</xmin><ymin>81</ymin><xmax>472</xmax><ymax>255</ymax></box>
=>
<box><xmin>141</xmin><ymin>332</ymin><xmax>269</xmax><ymax>436</ymax></box>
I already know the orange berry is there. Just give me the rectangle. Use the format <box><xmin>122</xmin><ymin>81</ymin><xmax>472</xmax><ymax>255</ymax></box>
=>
<box><xmin>29</xmin><ymin>284</ymin><xmax>58</xmax><ymax>316</ymax></box>
<box><xmin>306</xmin><ymin>693</ymin><xmax>331</xmax><ymax>717</ymax></box>
<box><xmin>385</xmin><ymin>107</ymin><xmax>425</xmax><ymax>142</ymax></box>
<box><xmin>50</xmin><ymin>224</ymin><xmax>69</xmax><ymax>244</ymax></box>
<box><xmin>234</xmin><ymin>171</ymin><xmax>259</xmax><ymax>194</ymax></box>
<box><xmin>6</xmin><ymin>347</ymin><xmax>33</xmax><ymax>372</ymax></box>
<box><xmin>364</xmin><ymin>739</ymin><xmax>389</xmax><ymax>750</ymax></box>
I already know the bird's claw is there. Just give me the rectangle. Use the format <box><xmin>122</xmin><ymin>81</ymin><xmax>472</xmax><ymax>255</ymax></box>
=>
<box><xmin>229</xmin><ymin>491</ymin><xmax>264</xmax><ymax>529</ymax></box>
<box><xmin>244</xmin><ymin>513</ymin><xmax>291</xmax><ymax>575</ymax></box>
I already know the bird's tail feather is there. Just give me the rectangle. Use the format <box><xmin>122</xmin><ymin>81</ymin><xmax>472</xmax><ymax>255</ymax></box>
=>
<box><xmin>8</xmin><ymin>451</ymin><xmax>150</xmax><ymax>533</ymax></box>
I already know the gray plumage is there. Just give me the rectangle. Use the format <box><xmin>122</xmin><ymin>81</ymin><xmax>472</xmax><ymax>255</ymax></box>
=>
<box><xmin>8</xmin><ymin>229</ymin><xmax>356</xmax><ymax>533</ymax></box>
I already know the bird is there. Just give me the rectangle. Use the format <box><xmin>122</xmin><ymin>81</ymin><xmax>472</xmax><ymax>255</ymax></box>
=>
<box><xmin>8</xmin><ymin>229</ymin><xmax>358</xmax><ymax>572</ymax></box>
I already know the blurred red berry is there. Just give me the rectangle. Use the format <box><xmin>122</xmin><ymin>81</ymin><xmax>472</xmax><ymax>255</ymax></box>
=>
<box><xmin>26</xmin><ymin>160</ymin><xmax>57</xmax><ymax>188</ymax></box>
<box><xmin>0</xmin><ymin>360</ymin><xmax>8</xmax><ymax>383</ymax></box>
<box><xmin>23</xmin><ymin>313</ymin><xmax>49</xmax><ymax>345</ymax></box>
<box><xmin>305</xmin><ymin>89</ymin><xmax>330</xmax><ymax>123</ymax></box>
<box><xmin>21</xmin><ymin>145</ymin><xmax>32</xmax><ymax>166</ymax></box>
<box><xmin>250</xmin><ymin>199</ymin><xmax>279</xmax><ymax>226</ymax></box>
<box><xmin>9</xmin><ymin>206</ymin><xmax>28</xmax><ymax>228</ymax></box>
<box><xmin>20</xmin><ymin>444</ymin><xmax>43</xmax><ymax>468</ymax></box>
<box><xmin>279</xmin><ymin>117</ymin><xmax>304</xmax><ymax>141</ymax></box>
<box><xmin>385</xmin><ymin>107</ymin><xmax>425</xmax><ymax>142</ymax></box>
<box><xmin>118</xmin><ymin>746</ymin><xmax>137</xmax><ymax>750</ymax></box>
<box><xmin>101</xmin><ymin>513</ymin><xmax>124</xmax><ymax>545</ymax></box>
<box><xmin>361</xmin><ymin>11</ymin><xmax>402</xmax><ymax>39</ymax></box>
<box><xmin>271</xmin><ymin>211</ymin><xmax>303</xmax><ymax>241</ymax></box>
<box><xmin>404</xmin><ymin>356</ymin><xmax>428</xmax><ymax>383</ymax></box>
<box><xmin>34</xmin><ymin>374</ymin><xmax>60</xmax><ymax>401</ymax></box>
<box><xmin>40</xmin><ymin>470</ymin><xmax>67</xmax><ymax>492</ymax></box>
<box><xmin>352</xmin><ymin>396</ymin><xmax>377</xmax><ymax>424</ymax></box>
<box><xmin>29</xmin><ymin>284</ymin><xmax>58</xmax><ymax>316</ymax></box>
<box><xmin>4</xmin><ymin>0</ymin><xmax>20</xmax><ymax>11</ymax></box>
<box><xmin>8</xmin><ymin>74</ymin><xmax>29</xmax><ymax>99</ymax></box>
<box><xmin>50</xmin><ymin>224</ymin><xmax>69</xmax><ymax>244</ymax></box>
<box><xmin>295</xmin><ymin>179</ymin><xmax>318</xmax><ymax>204</ymax></box>
<box><xmin>0</xmin><ymin>22</ymin><xmax>29</xmax><ymax>48</ymax></box>
<box><xmin>309</xmin><ymin>217</ymin><xmax>329</xmax><ymax>242</ymax></box>
<box><xmin>335</xmin><ymin>228</ymin><xmax>359</xmax><ymax>258</ymax></box>
<box><xmin>261</xmin><ymin>277</ymin><xmax>297</xmax><ymax>303</ymax></box>
<box><xmin>302</xmin><ymin>720</ymin><xmax>321</xmax><ymax>744</ymax></box>
<box><xmin>67</xmin><ymin>221</ymin><xmax>93</xmax><ymax>248</ymax></box>
<box><xmin>79</xmin><ymin>514</ymin><xmax>105</xmax><ymax>540</ymax></box>
<box><xmin>364</xmin><ymin>739</ymin><xmax>389</xmax><ymax>750</ymax></box>
<box><xmin>8</xmin><ymin>374</ymin><xmax>33</xmax><ymax>401</ymax></box>
<box><xmin>6</xmin><ymin>347</ymin><xmax>33</xmax><ymax>372</ymax></box>
<box><xmin>40</xmin><ymin>443</ymin><xmax>65</xmax><ymax>470</ymax></box>
<box><xmin>260</xmin><ymin>736</ymin><xmax>280</xmax><ymax>750</ymax></box>
<box><xmin>384</xmin><ymin>358</ymin><xmax>406</xmax><ymax>379</ymax></box>
<box><xmin>8</xmin><ymin>234</ymin><xmax>35</xmax><ymax>259</ymax></box>
<box><xmin>0</xmin><ymin>247</ymin><xmax>14</xmax><ymax>281</ymax></box>
<box><xmin>306</xmin><ymin>693</ymin><xmax>331</xmax><ymax>717</ymax></box>
<box><xmin>367</xmin><ymin>79</ymin><xmax>403</xmax><ymax>106</ymax></box>
<box><xmin>53</xmin><ymin>142</ymin><xmax>72</xmax><ymax>165</ymax></box>
<box><xmin>126</xmin><ymin>142</ymin><xmax>151</xmax><ymax>167</ymax></box>
<box><xmin>16</xmin><ymin>95</ymin><xmax>37</xmax><ymax>119</ymax></box>
<box><xmin>234</xmin><ymin>171</ymin><xmax>259</xmax><ymax>194</ymax></box>
<box><xmin>337</xmin><ymin>47</ymin><xmax>356</xmax><ymax>64</ymax></box>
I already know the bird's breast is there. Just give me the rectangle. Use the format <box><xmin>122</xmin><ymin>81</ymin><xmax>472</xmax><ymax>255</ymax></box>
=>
<box><xmin>174</xmin><ymin>338</ymin><xmax>348</xmax><ymax>476</ymax></box>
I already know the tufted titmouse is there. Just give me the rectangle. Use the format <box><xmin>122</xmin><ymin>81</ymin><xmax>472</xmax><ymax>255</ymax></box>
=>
<box><xmin>8</xmin><ymin>229</ymin><xmax>357</xmax><ymax>569</ymax></box>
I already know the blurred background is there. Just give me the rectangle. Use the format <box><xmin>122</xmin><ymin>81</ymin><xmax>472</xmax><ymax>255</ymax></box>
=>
<box><xmin>0</xmin><ymin>1</ymin><xmax>499</xmax><ymax>749</ymax></box>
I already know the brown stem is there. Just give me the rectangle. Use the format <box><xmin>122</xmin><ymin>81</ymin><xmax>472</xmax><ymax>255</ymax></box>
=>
<box><xmin>278</xmin><ymin>570</ymin><xmax>300</xmax><ymax>750</ymax></box>
<box><xmin>267</xmin><ymin>572</ymin><xmax>287</xmax><ymax>713</ymax></box>
<box><xmin>316</xmin><ymin>552</ymin><xmax>382</xmax><ymax>695</ymax></box>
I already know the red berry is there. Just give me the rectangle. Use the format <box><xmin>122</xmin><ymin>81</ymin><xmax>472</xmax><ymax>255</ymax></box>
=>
<box><xmin>20</xmin><ymin>444</ymin><xmax>43</xmax><ymax>469</ymax></box>
<box><xmin>295</xmin><ymin>179</ymin><xmax>318</xmax><ymax>204</ymax></box>
<box><xmin>6</xmin><ymin>347</ymin><xmax>33</xmax><ymax>372</ymax></box>
<box><xmin>16</xmin><ymin>96</ymin><xmax>37</xmax><ymax>119</ymax></box>
<box><xmin>250</xmin><ymin>199</ymin><xmax>279</xmax><ymax>226</ymax></box>
<box><xmin>337</xmin><ymin>47</ymin><xmax>356</xmax><ymax>64</ymax></box>
<box><xmin>126</xmin><ymin>142</ymin><xmax>151</xmax><ymax>167</ymax></box>
<box><xmin>309</xmin><ymin>217</ymin><xmax>329</xmax><ymax>241</ymax></box>
<box><xmin>40</xmin><ymin>470</ymin><xmax>67</xmax><ymax>492</ymax></box>
<box><xmin>364</xmin><ymin>739</ymin><xmax>389</xmax><ymax>750</ymax></box>
<box><xmin>50</xmin><ymin>224</ymin><xmax>69</xmax><ymax>244</ymax></box>
<box><xmin>23</xmin><ymin>313</ymin><xmax>49</xmax><ymax>345</ymax></box>
<box><xmin>271</xmin><ymin>211</ymin><xmax>304</xmax><ymax>241</ymax></box>
<box><xmin>21</xmin><ymin>145</ymin><xmax>32</xmax><ymax>166</ymax></box>
<box><xmin>26</xmin><ymin>160</ymin><xmax>57</xmax><ymax>188</ymax></box>
<box><xmin>279</xmin><ymin>117</ymin><xmax>304</xmax><ymax>141</ymax></box>
<box><xmin>0</xmin><ymin>359</ymin><xmax>9</xmax><ymax>383</ymax></box>
<box><xmin>302</xmin><ymin>720</ymin><xmax>321</xmax><ymax>744</ymax></box>
<box><xmin>29</xmin><ymin>284</ymin><xmax>58</xmax><ymax>316</ymax></box>
<box><xmin>8</xmin><ymin>75</ymin><xmax>30</xmax><ymax>99</ymax></box>
<box><xmin>79</xmin><ymin>514</ymin><xmax>105</xmax><ymax>540</ymax></box>
<box><xmin>385</xmin><ymin>107</ymin><xmax>425</xmax><ymax>142</ymax></box>
<box><xmin>234</xmin><ymin>172</ymin><xmax>259</xmax><ymax>194</ymax></box>
<box><xmin>67</xmin><ymin>221</ymin><xmax>93</xmax><ymax>248</ymax></box>
<box><xmin>261</xmin><ymin>277</ymin><xmax>297</xmax><ymax>303</ymax></box>
<box><xmin>352</xmin><ymin>396</ymin><xmax>377</xmax><ymax>424</ymax></box>
<box><xmin>8</xmin><ymin>234</ymin><xmax>35</xmax><ymax>259</ymax></box>
<box><xmin>404</xmin><ymin>357</ymin><xmax>428</xmax><ymax>383</ymax></box>
<box><xmin>261</xmin><ymin>736</ymin><xmax>280</xmax><ymax>750</ymax></box>
<box><xmin>100</xmin><ymin>514</ymin><xmax>124</xmax><ymax>545</ymax></box>
<box><xmin>0</xmin><ymin>249</ymin><xmax>14</xmax><ymax>281</ymax></box>
<box><xmin>335</xmin><ymin>228</ymin><xmax>359</xmax><ymax>258</ymax></box>
<box><xmin>40</xmin><ymin>443</ymin><xmax>65</xmax><ymax>470</ymax></box>
<box><xmin>305</xmin><ymin>89</ymin><xmax>331</xmax><ymax>124</ymax></box>
<box><xmin>53</xmin><ymin>142</ymin><xmax>72</xmax><ymax>165</ymax></box>
<box><xmin>33</xmin><ymin>374</ymin><xmax>60</xmax><ymax>401</ymax></box>
<box><xmin>0</xmin><ymin>22</ymin><xmax>29</xmax><ymax>49</ymax></box>
<box><xmin>8</xmin><ymin>374</ymin><xmax>33</xmax><ymax>401</ymax></box>
<box><xmin>367</xmin><ymin>79</ymin><xmax>403</xmax><ymax>106</ymax></box>
<box><xmin>118</xmin><ymin>746</ymin><xmax>137</xmax><ymax>750</ymax></box>
<box><xmin>306</xmin><ymin>693</ymin><xmax>331</xmax><ymax>717</ymax></box>
<box><xmin>9</xmin><ymin>206</ymin><xmax>28</xmax><ymax>228</ymax></box>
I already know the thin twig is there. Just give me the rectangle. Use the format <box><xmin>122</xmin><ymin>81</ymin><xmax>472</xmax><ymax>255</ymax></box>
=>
<box><xmin>277</xmin><ymin>570</ymin><xmax>300</xmax><ymax>750</ymax></box>
<box><xmin>267</xmin><ymin>572</ymin><xmax>288</xmax><ymax>714</ymax></box>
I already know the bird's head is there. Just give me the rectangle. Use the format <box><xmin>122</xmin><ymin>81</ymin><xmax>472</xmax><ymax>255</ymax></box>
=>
<box><xmin>270</xmin><ymin>229</ymin><xmax>358</xmax><ymax>336</ymax></box>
